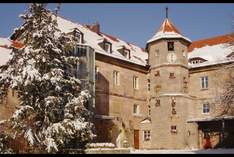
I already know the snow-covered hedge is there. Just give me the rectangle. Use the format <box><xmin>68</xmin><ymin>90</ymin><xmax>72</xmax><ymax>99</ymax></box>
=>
<box><xmin>86</xmin><ymin>143</ymin><xmax>115</xmax><ymax>148</ymax></box>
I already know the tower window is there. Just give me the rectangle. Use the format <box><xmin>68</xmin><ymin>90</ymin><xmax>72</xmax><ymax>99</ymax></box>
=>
<box><xmin>147</xmin><ymin>79</ymin><xmax>150</xmax><ymax>91</ymax></box>
<box><xmin>155</xmin><ymin>99</ymin><xmax>160</xmax><ymax>107</ymax></box>
<box><xmin>168</xmin><ymin>42</ymin><xmax>174</xmax><ymax>51</ymax></box>
<box><xmin>172</xmin><ymin>108</ymin><xmax>177</xmax><ymax>115</ymax></box>
<box><xmin>169</xmin><ymin>73</ymin><xmax>175</xmax><ymax>79</ymax></box>
<box><xmin>155</xmin><ymin>49</ymin><xmax>159</xmax><ymax>56</ymax></box>
<box><xmin>148</xmin><ymin>105</ymin><xmax>151</xmax><ymax>115</ymax></box>
<box><xmin>171</xmin><ymin>125</ymin><xmax>177</xmax><ymax>133</ymax></box>
<box><xmin>155</xmin><ymin>71</ymin><xmax>160</xmax><ymax>77</ymax></box>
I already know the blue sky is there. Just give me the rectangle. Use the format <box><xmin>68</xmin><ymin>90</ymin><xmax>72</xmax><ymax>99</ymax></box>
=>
<box><xmin>0</xmin><ymin>3</ymin><xmax>234</xmax><ymax>48</ymax></box>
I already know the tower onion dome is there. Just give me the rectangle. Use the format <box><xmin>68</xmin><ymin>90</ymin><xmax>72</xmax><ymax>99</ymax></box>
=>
<box><xmin>147</xmin><ymin>7</ymin><xmax>191</xmax><ymax>44</ymax></box>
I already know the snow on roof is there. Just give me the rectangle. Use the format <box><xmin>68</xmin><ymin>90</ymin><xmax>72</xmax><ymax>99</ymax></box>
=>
<box><xmin>147</xmin><ymin>18</ymin><xmax>191</xmax><ymax>44</ymax></box>
<box><xmin>56</xmin><ymin>16</ymin><xmax>148</xmax><ymax>66</ymax></box>
<box><xmin>188</xmin><ymin>34</ymin><xmax>234</xmax><ymax>68</ymax></box>
<box><xmin>0</xmin><ymin>37</ymin><xmax>12</xmax><ymax>47</ymax></box>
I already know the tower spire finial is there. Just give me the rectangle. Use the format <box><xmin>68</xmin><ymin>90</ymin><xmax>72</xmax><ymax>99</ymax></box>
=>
<box><xmin>166</xmin><ymin>6</ymin><xmax>168</xmax><ymax>19</ymax></box>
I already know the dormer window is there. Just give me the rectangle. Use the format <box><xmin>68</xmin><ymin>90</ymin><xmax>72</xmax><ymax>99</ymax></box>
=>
<box><xmin>122</xmin><ymin>48</ymin><xmax>130</xmax><ymax>59</ymax></box>
<box><xmin>68</xmin><ymin>28</ymin><xmax>84</xmax><ymax>44</ymax></box>
<box><xmin>189</xmin><ymin>57</ymin><xmax>207</xmax><ymax>64</ymax></box>
<box><xmin>118</xmin><ymin>46</ymin><xmax>131</xmax><ymax>59</ymax></box>
<box><xmin>103</xmin><ymin>41</ymin><xmax>112</xmax><ymax>53</ymax></box>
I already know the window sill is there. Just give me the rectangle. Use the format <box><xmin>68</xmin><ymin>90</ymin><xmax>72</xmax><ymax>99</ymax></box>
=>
<box><xmin>143</xmin><ymin>140</ymin><xmax>151</xmax><ymax>142</ymax></box>
<box><xmin>202</xmin><ymin>112</ymin><xmax>210</xmax><ymax>115</ymax></box>
<box><xmin>133</xmin><ymin>114</ymin><xmax>142</xmax><ymax>117</ymax></box>
<box><xmin>200</xmin><ymin>88</ymin><xmax>208</xmax><ymax>91</ymax></box>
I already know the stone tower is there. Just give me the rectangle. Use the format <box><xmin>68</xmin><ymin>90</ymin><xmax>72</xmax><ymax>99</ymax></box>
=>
<box><xmin>146</xmin><ymin>9</ymin><xmax>198</xmax><ymax>149</ymax></box>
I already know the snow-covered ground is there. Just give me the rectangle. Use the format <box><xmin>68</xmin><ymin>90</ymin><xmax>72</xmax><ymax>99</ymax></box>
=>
<box><xmin>130</xmin><ymin>149</ymin><xmax>234</xmax><ymax>154</ymax></box>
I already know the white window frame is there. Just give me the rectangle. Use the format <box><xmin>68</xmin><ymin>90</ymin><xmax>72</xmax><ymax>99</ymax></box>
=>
<box><xmin>201</xmin><ymin>76</ymin><xmax>208</xmax><ymax>89</ymax></box>
<box><xmin>202</xmin><ymin>103</ymin><xmax>210</xmax><ymax>114</ymax></box>
<box><xmin>133</xmin><ymin>76</ymin><xmax>139</xmax><ymax>90</ymax></box>
<box><xmin>133</xmin><ymin>104</ymin><xmax>140</xmax><ymax>115</ymax></box>
<box><xmin>104</xmin><ymin>42</ymin><xmax>112</xmax><ymax>53</ymax></box>
<box><xmin>113</xmin><ymin>71</ymin><xmax>120</xmax><ymax>86</ymax></box>
<box><xmin>143</xmin><ymin>130</ymin><xmax>151</xmax><ymax>141</ymax></box>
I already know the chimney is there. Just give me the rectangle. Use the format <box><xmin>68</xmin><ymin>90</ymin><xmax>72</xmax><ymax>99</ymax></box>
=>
<box><xmin>91</xmin><ymin>21</ymin><xmax>100</xmax><ymax>34</ymax></box>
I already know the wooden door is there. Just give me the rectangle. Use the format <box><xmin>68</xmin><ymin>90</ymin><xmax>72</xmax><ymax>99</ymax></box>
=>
<box><xmin>134</xmin><ymin>130</ymin><xmax>139</xmax><ymax>149</ymax></box>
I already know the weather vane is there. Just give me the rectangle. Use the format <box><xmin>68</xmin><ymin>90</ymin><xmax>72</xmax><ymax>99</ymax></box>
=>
<box><xmin>166</xmin><ymin>6</ymin><xmax>168</xmax><ymax>19</ymax></box>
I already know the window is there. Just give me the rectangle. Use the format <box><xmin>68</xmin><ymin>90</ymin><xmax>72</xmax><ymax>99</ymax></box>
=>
<box><xmin>133</xmin><ymin>104</ymin><xmax>140</xmax><ymax>115</ymax></box>
<box><xmin>133</xmin><ymin>76</ymin><xmax>139</xmax><ymax>89</ymax></box>
<box><xmin>155</xmin><ymin>99</ymin><xmax>160</xmax><ymax>107</ymax></box>
<box><xmin>171</xmin><ymin>125</ymin><xmax>177</xmax><ymax>133</ymax></box>
<box><xmin>122</xmin><ymin>48</ymin><xmax>131</xmax><ymax>59</ymax></box>
<box><xmin>70</xmin><ymin>28</ymin><xmax>84</xmax><ymax>44</ymax></box>
<box><xmin>169</xmin><ymin>73</ymin><xmax>175</xmax><ymax>79</ymax></box>
<box><xmin>148</xmin><ymin>105</ymin><xmax>151</xmax><ymax>116</ymax></box>
<box><xmin>155</xmin><ymin>71</ymin><xmax>160</xmax><ymax>77</ymax></box>
<box><xmin>182</xmin><ymin>50</ymin><xmax>186</xmax><ymax>57</ymax></box>
<box><xmin>168</xmin><ymin>42</ymin><xmax>174</xmax><ymax>51</ymax></box>
<box><xmin>147</xmin><ymin>79</ymin><xmax>150</xmax><ymax>91</ymax></box>
<box><xmin>143</xmin><ymin>130</ymin><xmax>151</xmax><ymax>141</ymax></box>
<box><xmin>113</xmin><ymin>71</ymin><xmax>120</xmax><ymax>86</ymax></box>
<box><xmin>201</xmin><ymin>76</ymin><xmax>208</xmax><ymax>89</ymax></box>
<box><xmin>95</xmin><ymin>66</ymin><xmax>99</xmax><ymax>81</ymax></box>
<box><xmin>172</xmin><ymin>108</ymin><xmax>177</xmax><ymax>115</ymax></box>
<box><xmin>103</xmin><ymin>41</ymin><xmax>112</xmax><ymax>53</ymax></box>
<box><xmin>203</xmin><ymin>103</ymin><xmax>210</xmax><ymax>114</ymax></box>
<box><xmin>155</xmin><ymin>49</ymin><xmax>159</xmax><ymax>56</ymax></box>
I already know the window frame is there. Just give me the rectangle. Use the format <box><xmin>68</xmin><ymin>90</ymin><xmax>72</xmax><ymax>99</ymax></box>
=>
<box><xmin>171</xmin><ymin>125</ymin><xmax>177</xmax><ymax>134</ymax></box>
<box><xmin>133</xmin><ymin>104</ymin><xmax>140</xmax><ymax>115</ymax></box>
<box><xmin>201</xmin><ymin>76</ymin><xmax>208</xmax><ymax>89</ymax></box>
<box><xmin>113</xmin><ymin>71</ymin><xmax>120</xmax><ymax>86</ymax></box>
<box><xmin>133</xmin><ymin>76</ymin><xmax>139</xmax><ymax>90</ymax></box>
<box><xmin>202</xmin><ymin>103</ymin><xmax>210</xmax><ymax>114</ymax></box>
<box><xmin>103</xmin><ymin>41</ymin><xmax>112</xmax><ymax>53</ymax></box>
<box><xmin>167</xmin><ymin>41</ymin><xmax>174</xmax><ymax>51</ymax></box>
<box><xmin>143</xmin><ymin>130</ymin><xmax>151</xmax><ymax>141</ymax></box>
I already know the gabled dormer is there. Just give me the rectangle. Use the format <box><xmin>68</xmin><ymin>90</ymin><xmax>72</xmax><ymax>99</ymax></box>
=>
<box><xmin>117</xmin><ymin>46</ymin><xmax>131</xmax><ymax>59</ymax></box>
<box><xmin>67</xmin><ymin>28</ymin><xmax>84</xmax><ymax>44</ymax></box>
<box><xmin>98</xmin><ymin>38</ymin><xmax>112</xmax><ymax>53</ymax></box>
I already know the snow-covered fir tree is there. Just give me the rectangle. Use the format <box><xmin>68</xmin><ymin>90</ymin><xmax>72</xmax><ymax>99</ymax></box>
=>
<box><xmin>0</xmin><ymin>3</ymin><xmax>95</xmax><ymax>153</ymax></box>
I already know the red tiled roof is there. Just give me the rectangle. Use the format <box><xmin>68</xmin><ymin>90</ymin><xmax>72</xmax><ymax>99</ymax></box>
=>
<box><xmin>188</xmin><ymin>33</ymin><xmax>234</xmax><ymax>52</ymax></box>
<box><xmin>101</xmin><ymin>32</ymin><xmax>119</xmax><ymax>42</ymax></box>
<box><xmin>158</xmin><ymin>18</ymin><xmax>181</xmax><ymax>34</ymax></box>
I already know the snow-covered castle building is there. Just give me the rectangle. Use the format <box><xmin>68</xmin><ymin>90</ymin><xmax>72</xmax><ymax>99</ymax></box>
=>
<box><xmin>1</xmin><ymin>10</ymin><xmax>234</xmax><ymax>150</ymax></box>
